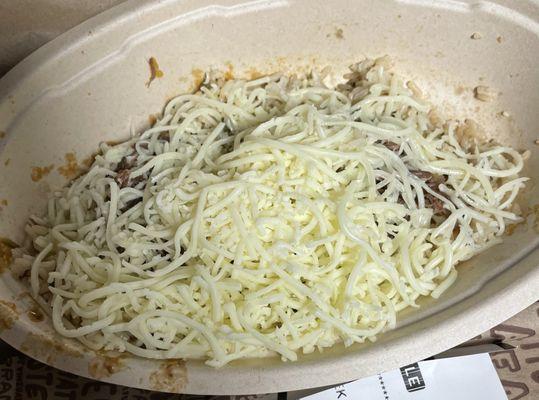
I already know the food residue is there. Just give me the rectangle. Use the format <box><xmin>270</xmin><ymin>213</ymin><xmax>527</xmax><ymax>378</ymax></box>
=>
<box><xmin>505</xmin><ymin>220</ymin><xmax>524</xmax><ymax>236</ymax></box>
<box><xmin>27</xmin><ymin>307</ymin><xmax>44</xmax><ymax>322</ymax></box>
<box><xmin>149</xmin><ymin>360</ymin><xmax>188</xmax><ymax>392</ymax></box>
<box><xmin>474</xmin><ymin>85</ymin><xmax>497</xmax><ymax>102</ymax></box>
<box><xmin>455</xmin><ymin>119</ymin><xmax>487</xmax><ymax>147</ymax></box>
<box><xmin>497</xmin><ymin>35</ymin><xmax>503</xmax><ymax>43</ymax></box>
<box><xmin>470</xmin><ymin>32</ymin><xmax>482</xmax><ymax>39</ymax></box>
<box><xmin>533</xmin><ymin>204</ymin><xmax>539</xmax><ymax>233</ymax></box>
<box><xmin>57</xmin><ymin>152</ymin><xmax>81</xmax><ymax>179</ymax></box>
<box><xmin>146</xmin><ymin>57</ymin><xmax>164</xmax><ymax>88</ymax></box>
<box><xmin>21</xmin><ymin>333</ymin><xmax>83</xmax><ymax>363</ymax></box>
<box><xmin>191</xmin><ymin>68</ymin><xmax>205</xmax><ymax>92</ymax></box>
<box><xmin>224</xmin><ymin>62</ymin><xmax>234</xmax><ymax>81</ymax></box>
<box><xmin>454</xmin><ymin>85</ymin><xmax>467</xmax><ymax>95</ymax></box>
<box><xmin>0</xmin><ymin>199</ymin><xmax>7</xmax><ymax>211</ymax></box>
<box><xmin>31</xmin><ymin>165</ymin><xmax>54</xmax><ymax>182</ymax></box>
<box><xmin>247</xmin><ymin>68</ymin><xmax>264</xmax><ymax>80</ymax></box>
<box><xmin>0</xmin><ymin>131</ymin><xmax>5</xmax><ymax>139</ymax></box>
<box><xmin>0</xmin><ymin>300</ymin><xmax>18</xmax><ymax>332</ymax></box>
<box><xmin>82</xmin><ymin>152</ymin><xmax>98</xmax><ymax>170</ymax></box>
<box><xmin>534</xmin><ymin>139</ymin><xmax>539</xmax><ymax>146</ymax></box>
<box><xmin>0</xmin><ymin>239</ymin><xmax>15</xmax><ymax>274</ymax></box>
<box><xmin>335</xmin><ymin>28</ymin><xmax>344</xmax><ymax>39</ymax></box>
<box><xmin>500</xmin><ymin>111</ymin><xmax>510</xmax><ymax>118</ymax></box>
<box><xmin>4</xmin><ymin>158</ymin><xmax>10</xmax><ymax>166</ymax></box>
<box><xmin>88</xmin><ymin>355</ymin><xmax>124</xmax><ymax>379</ymax></box>
<box><xmin>428</xmin><ymin>109</ymin><xmax>442</xmax><ymax>128</ymax></box>
<box><xmin>407</xmin><ymin>81</ymin><xmax>423</xmax><ymax>98</ymax></box>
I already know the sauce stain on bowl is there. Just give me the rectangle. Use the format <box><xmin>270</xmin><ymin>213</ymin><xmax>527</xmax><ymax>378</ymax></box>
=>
<box><xmin>21</xmin><ymin>333</ymin><xmax>84</xmax><ymax>364</ymax></box>
<box><xmin>27</xmin><ymin>307</ymin><xmax>44</xmax><ymax>322</ymax></box>
<box><xmin>0</xmin><ymin>300</ymin><xmax>18</xmax><ymax>332</ymax></box>
<box><xmin>57</xmin><ymin>152</ymin><xmax>81</xmax><ymax>179</ymax></box>
<box><xmin>149</xmin><ymin>359</ymin><xmax>188</xmax><ymax>392</ymax></box>
<box><xmin>0</xmin><ymin>240</ymin><xmax>13</xmax><ymax>274</ymax></box>
<box><xmin>31</xmin><ymin>165</ymin><xmax>54</xmax><ymax>182</ymax></box>
<box><xmin>88</xmin><ymin>354</ymin><xmax>125</xmax><ymax>379</ymax></box>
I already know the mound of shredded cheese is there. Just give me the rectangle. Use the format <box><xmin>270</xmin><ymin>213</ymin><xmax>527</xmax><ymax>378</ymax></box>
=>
<box><xmin>14</xmin><ymin>58</ymin><xmax>527</xmax><ymax>367</ymax></box>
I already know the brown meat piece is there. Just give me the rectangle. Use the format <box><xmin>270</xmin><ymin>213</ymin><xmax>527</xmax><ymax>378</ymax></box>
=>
<box><xmin>114</xmin><ymin>170</ymin><xmax>130</xmax><ymax>188</ymax></box>
<box><xmin>129</xmin><ymin>175</ymin><xmax>145</xmax><ymax>188</ymax></box>
<box><xmin>425</xmin><ymin>193</ymin><xmax>447</xmax><ymax>216</ymax></box>
<box><xmin>410</xmin><ymin>170</ymin><xmax>433</xmax><ymax>181</ymax></box>
<box><xmin>158</xmin><ymin>249</ymin><xmax>169</xmax><ymax>257</ymax></box>
<box><xmin>115</xmin><ymin>170</ymin><xmax>146</xmax><ymax>189</ymax></box>
<box><xmin>114</xmin><ymin>152</ymin><xmax>146</xmax><ymax>189</ymax></box>
<box><xmin>411</xmin><ymin>170</ymin><xmax>447</xmax><ymax>191</ymax></box>
<box><xmin>116</xmin><ymin>154</ymin><xmax>137</xmax><ymax>171</ymax></box>
<box><xmin>119</xmin><ymin>197</ymin><xmax>142</xmax><ymax>213</ymax></box>
<box><xmin>383</xmin><ymin>141</ymin><xmax>400</xmax><ymax>152</ymax></box>
<box><xmin>410</xmin><ymin>170</ymin><xmax>449</xmax><ymax>216</ymax></box>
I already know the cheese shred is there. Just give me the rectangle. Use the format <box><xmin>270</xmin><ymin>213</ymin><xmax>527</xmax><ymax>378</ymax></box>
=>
<box><xmin>14</xmin><ymin>58</ymin><xmax>526</xmax><ymax>367</ymax></box>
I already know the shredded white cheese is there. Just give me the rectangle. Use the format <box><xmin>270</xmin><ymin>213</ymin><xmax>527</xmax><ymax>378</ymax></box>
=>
<box><xmin>15</xmin><ymin>58</ymin><xmax>526</xmax><ymax>367</ymax></box>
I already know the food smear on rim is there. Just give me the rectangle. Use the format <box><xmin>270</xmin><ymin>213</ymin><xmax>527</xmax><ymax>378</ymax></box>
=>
<box><xmin>191</xmin><ymin>68</ymin><xmax>205</xmax><ymax>92</ymax></box>
<box><xmin>88</xmin><ymin>355</ymin><xmax>125</xmax><ymax>379</ymax></box>
<box><xmin>146</xmin><ymin>57</ymin><xmax>164</xmax><ymax>88</ymax></box>
<box><xmin>0</xmin><ymin>240</ymin><xmax>14</xmax><ymax>273</ymax></box>
<box><xmin>20</xmin><ymin>333</ymin><xmax>83</xmax><ymax>364</ymax></box>
<box><xmin>27</xmin><ymin>307</ymin><xmax>45</xmax><ymax>322</ymax></box>
<box><xmin>149</xmin><ymin>360</ymin><xmax>188</xmax><ymax>392</ymax></box>
<box><xmin>0</xmin><ymin>300</ymin><xmax>18</xmax><ymax>332</ymax></box>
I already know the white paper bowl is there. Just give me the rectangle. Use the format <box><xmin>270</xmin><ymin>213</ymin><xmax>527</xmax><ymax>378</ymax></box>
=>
<box><xmin>0</xmin><ymin>0</ymin><xmax>538</xmax><ymax>394</ymax></box>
